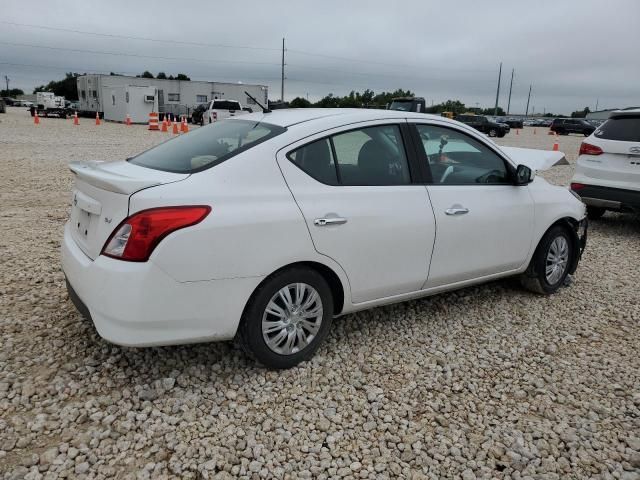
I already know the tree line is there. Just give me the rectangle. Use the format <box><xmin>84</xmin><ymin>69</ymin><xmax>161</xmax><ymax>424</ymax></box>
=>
<box><xmin>17</xmin><ymin>73</ymin><xmax>592</xmax><ymax>117</ymax></box>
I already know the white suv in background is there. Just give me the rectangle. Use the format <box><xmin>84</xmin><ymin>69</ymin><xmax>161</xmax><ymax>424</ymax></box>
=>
<box><xmin>571</xmin><ymin>109</ymin><xmax>640</xmax><ymax>219</ymax></box>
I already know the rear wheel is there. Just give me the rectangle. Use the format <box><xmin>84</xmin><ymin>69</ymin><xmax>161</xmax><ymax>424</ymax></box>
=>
<box><xmin>521</xmin><ymin>225</ymin><xmax>574</xmax><ymax>295</ymax></box>
<box><xmin>236</xmin><ymin>267</ymin><xmax>334</xmax><ymax>369</ymax></box>
<box><xmin>488</xmin><ymin>128</ymin><xmax>498</xmax><ymax>137</ymax></box>
<box><xmin>587</xmin><ymin>206</ymin><xmax>605</xmax><ymax>220</ymax></box>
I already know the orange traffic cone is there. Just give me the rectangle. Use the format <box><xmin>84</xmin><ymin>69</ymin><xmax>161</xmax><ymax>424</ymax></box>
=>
<box><xmin>125</xmin><ymin>114</ymin><xmax>131</xmax><ymax>126</ymax></box>
<box><xmin>172</xmin><ymin>121</ymin><xmax>179</xmax><ymax>134</ymax></box>
<box><xmin>73</xmin><ymin>112</ymin><xmax>79</xmax><ymax>125</ymax></box>
<box><xmin>34</xmin><ymin>111</ymin><xmax>40</xmax><ymax>125</ymax></box>
<box><xmin>552</xmin><ymin>140</ymin><xmax>559</xmax><ymax>151</ymax></box>
<box><xmin>161</xmin><ymin>119</ymin><xmax>168</xmax><ymax>132</ymax></box>
<box><xmin>95</xmin><ymin>112</ymin><xmax>101</xmax><ymax>126</ymax></box>
<box><xmin>167</xmin><ymin>114</ymin><xmax>172</xmax><ymax>127</ymax></box>
<box><xmin>181</xmin><ymin>116</ymin><xmax>189</xmax><ymax>133</ymax></box>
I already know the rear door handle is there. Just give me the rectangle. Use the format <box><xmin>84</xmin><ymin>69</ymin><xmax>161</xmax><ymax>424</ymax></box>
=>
<box><xmin>445</xmin><ymin>207</ymin><xmax>469</xmax><ymax>216</ymax></box>
<box><xmin>314</xmin><ymin>217</ymin><xmax>347</xmax><ymax>226</ymax></box>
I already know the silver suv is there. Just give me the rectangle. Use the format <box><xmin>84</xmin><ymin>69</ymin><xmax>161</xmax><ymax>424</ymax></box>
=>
<box><xmin>570</xmin><ymin>109</ymin><xmax>640</xmax><ymax>219</ymax></box>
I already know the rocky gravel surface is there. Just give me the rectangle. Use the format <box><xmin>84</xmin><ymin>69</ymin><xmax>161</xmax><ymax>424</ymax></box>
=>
<box><xmin>1</xmin><ymin>108</ymin><xmax>639</xmax><ymax>479</ymax></box>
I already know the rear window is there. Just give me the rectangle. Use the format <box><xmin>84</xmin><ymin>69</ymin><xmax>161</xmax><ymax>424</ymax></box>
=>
<box><xmin>594</xmin><ymin>116</ymin><xmax>640</xmax><ymax>142</ymax></box>
<box><xmin>128</xmin><ymin>119</ymin><xmax>286</xmax><ymax>173</ymax></box>
<box><xmin>389</xmin><ymin>100</ymin><xmax>413</xmax><ymax>111</ymax></box>
<box><xmin>212</xmin><ymin>100</ymin><xmax>241</xmax><ymax>110</ymax></box>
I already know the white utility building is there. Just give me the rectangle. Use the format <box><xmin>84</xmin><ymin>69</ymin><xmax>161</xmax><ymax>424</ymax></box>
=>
<box><xmin>76</xmin><ymin>74</ymin><xmax>269</xmax><ymax>123</ymax></box>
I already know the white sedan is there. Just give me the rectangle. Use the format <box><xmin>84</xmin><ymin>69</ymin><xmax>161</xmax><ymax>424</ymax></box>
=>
<box><xmin>62</xmin><ymin>109</ymin><xmax>587</xmax><ymax>368</ymax></box>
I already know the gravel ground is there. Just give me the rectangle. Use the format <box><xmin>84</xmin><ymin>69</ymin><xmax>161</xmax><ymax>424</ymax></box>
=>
<box><xmin>1</xmin><ymin>107</ymin><xmax>639</xmax><ymax>479</ymax></box>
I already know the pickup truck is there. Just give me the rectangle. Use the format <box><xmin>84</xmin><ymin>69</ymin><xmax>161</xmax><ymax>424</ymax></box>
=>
<box><xmin>387</xmin><ymin>97</ymin><xmax>427</xmax><ymax>113</ymax></box>
<box><xmin>201</xmin><ymin>99</ymin><xmax>249</xmax><ymax>125</ymax></box>
<box><xmin>455</xmin><ymin>114</ymin><xmax>509</xmax><ymax>138</ymax></box>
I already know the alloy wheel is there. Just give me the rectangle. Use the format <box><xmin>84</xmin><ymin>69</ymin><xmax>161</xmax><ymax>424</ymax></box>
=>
<box><xmin>545</xmin><ymin>236</ymin><xmax>569</xmax><ymax>284</ymax></box>
<box><xmin>261</xmin><ymin>283</ymin><xmax>323</xmax><ymax>355</ymax></box>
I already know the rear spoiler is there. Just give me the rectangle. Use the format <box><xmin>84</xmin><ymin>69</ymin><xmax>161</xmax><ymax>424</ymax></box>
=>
<box><xmin>500</xmin><ymin>146</ymin><xmax>569</xmax><ymax>172</ymax></box>
<box><xmin>69</xmin><ymin>161</ymin><xmax>164</xmax><ymax>195</ymax></box>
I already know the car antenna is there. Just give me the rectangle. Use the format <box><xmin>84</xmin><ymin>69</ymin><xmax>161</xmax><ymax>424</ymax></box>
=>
<box><xmin>245</xmin><ymin>91</ymin><xmax>271</xmax><ymax>113</ymax></box>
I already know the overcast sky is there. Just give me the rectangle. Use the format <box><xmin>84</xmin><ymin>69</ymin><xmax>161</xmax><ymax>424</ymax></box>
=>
<box><xmin>2</xmin><ymin>0</ymin><xmax>638</xmax><ymax>114</ymax></box>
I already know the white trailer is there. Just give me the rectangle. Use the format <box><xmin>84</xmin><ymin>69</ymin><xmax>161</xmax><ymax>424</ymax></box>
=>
<box><xmin>76</xmin><ymin>74</ymin><xmax>268</xmax><ymax>122</ymax></box>
<box><xmin>102</xmin><ymin>85</ymin><xmax>158</xmax><ymax>124</ymax></box>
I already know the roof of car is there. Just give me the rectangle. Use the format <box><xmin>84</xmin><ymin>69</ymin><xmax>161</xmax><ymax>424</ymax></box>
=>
<box><xmin>234</xmin><ymin>108</ymin><xmax>447</xmax><ymax>128</ymax></box>
<box><xmin>611</xmin><ymin>108</ymin><xmax>640</xmax><ymax>118</ymax></box>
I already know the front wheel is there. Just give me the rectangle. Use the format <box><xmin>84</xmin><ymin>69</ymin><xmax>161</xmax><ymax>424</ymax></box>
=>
<box><xmin>521</xmin><ymin>225</ymin><xmax>574</xmax><ymax>295</ymax></box>
<box><xmin>236</xmin><ymin>267</ymin><xmax>334</xmax><ymax>369</ymax></box>
<box><xmin>488</xmin><ymin>128</ymin><xmax>497</xmax><ymax>137</ymax></box>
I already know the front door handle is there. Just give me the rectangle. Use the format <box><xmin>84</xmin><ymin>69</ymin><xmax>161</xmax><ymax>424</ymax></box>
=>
<box><xmin>445</xmin><ymin>207</ymin><xmax>469</xmax><ymax>216</ymax></box>
<box><xmin>314</xmin><ymin>217</ymin><xmax>347</xmax><ymax>226</ymax></box>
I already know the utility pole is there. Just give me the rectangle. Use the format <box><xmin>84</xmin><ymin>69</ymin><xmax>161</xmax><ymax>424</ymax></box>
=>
<box><xmin>506</xmin><ymin>69</ymin><xmax>514</xmax><ymax>115</ymax></box>
<box><xmin>280</xmin><ymin>38</ymin><xmax>285</xmax><ymax>103</ymax></box>
<box><xmin>595</xmin><ymin>98</ymin><xmax>599</xmax><ymax>111</ymax></box>
<box><xmin>524</xmin><ymin>84</ymin><xmax>532</xmax><ymax>118</ymax></box>
<box><xmin>3</xmin><ymin>75</ymin><xmax>9</xmax><ymax>94</ymax></box>
<box><xmin>494</xmin><ymin>62</ymin><xmax>502</xmax><ymax>116</ymax></box>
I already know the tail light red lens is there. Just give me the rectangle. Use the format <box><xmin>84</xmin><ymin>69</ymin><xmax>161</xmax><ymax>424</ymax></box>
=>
<box><xmin>570</xmin><ymin>183</ymin><xmax>585</xmax><ymax>191</ymax></box>
<box><xmin>579</xmin><ymin>142</ymin><xmax>603</xmax><ymax>156</ymax></box>
<box><xmin>102</xmin><ymin>206</ymin><xmax>211</xmax><ymax>262</ymax></box>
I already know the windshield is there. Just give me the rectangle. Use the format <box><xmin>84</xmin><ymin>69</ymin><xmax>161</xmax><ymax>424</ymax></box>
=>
<box><xmin>389</xmin><ymin>101</ymin><xmax>413</xmax><ymax>111</ymax></box>
<box><xmin>128</xmin><ymin>120</ymin><xmax>286</xmax><ymax>173</ymax></box>
<box><xmin>594</xmin><ymin>116</ymin><xmax>640</xmax><ymax>142</ymax></box>
<box><xmin>212</xmin><ymin>100</ymin><xmax>241</xmax><ymax>110</ymax></box>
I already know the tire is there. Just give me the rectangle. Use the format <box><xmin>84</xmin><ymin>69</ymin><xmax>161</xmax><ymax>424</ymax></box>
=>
<box><xmin>236</xmin><ymin>267</ymin><xmax>334</xmax><ymax>369</ymax></box>
<box><xmin>488</xmin><ymin>128</ymin><xmax>497</xmax><ymax>137</ymax></box>
<box><xmin>520</xmin><ymin>225</ymin><xmax>574</xmax><ymax>295</ymax></box>
<box><xmin>587</xmin><ymin>206</ymin><xmax>605</xmax><ymax>220</ymax></box>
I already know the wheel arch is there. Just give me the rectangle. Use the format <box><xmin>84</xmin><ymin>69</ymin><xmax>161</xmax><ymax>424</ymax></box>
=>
<box><xmin>535</xmin><ymin>216</ymin><xmax>582</xmax><ymax>275</ymax></box>
<box><xmin>244</xmin><ymin>261</ymin><xmax>346</xmax><ymax>317</ymax></box>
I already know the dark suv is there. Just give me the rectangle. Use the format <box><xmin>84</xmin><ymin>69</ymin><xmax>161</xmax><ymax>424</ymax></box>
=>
<box><xmin>550</xmin><ymin>118</ymin><xmax>596</xmax><ymax>136</ymax></box>
<box><xmin>455</xmin><ymin>114</ymin><xmax>508</xmax><ymax>137</ymax></box>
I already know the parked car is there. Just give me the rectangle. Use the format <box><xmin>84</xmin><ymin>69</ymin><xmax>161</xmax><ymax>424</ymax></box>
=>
<box><xmin>487</xmin><ymin>116</ymin><xmax>511</xmax><ymax>134</ymax></box>
<box><xmin>550</xmin><ymin>118</ymin><xmax>596</xmax><ymax>136</ymax></box>
<box><xmin>499</xmin><ymin>117</ymin><xmax>524</xmax><ymax>129</ymax></box>
<box><xmin>2</xmin><ymin>96</ymin><xmax>15</xmax><ymax>106</ymax></box>
<box><xmin>571</xmin><ymin>109</ymin><xmax>640</xmax><ymax>219</ymax></box>
<box><xmin>190</xmin><ymin>104</ymin><xmax>207</xmax><ymax>124</ymax></box>
<box><xmin>62</xmin><ymin>109</ymin><xmax>587</xmax><ymax>368</ymax></box>
<box><xmin>201</xmin><ymin>99</ymin><xmax>249</xmax><ymax>125</ymax></box>
<box><xmin>455</xmin><ymin>114</ymin><xmax>509</xmax><ymax>137</ymax></box>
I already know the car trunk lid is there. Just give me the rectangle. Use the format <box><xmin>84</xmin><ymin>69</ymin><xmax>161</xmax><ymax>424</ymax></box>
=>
<box><xmin>68</xmin><ymin>160</ymin><xmax>189</xmax><ymax>260</ymax></box>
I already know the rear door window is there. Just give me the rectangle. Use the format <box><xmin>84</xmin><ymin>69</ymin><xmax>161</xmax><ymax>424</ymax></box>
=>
<box><xmin>288</xmin><ymin>124</ymin><xmax>411</xmax><ymax>186</ymax></box>
<box><xmin>129</xmin><ymin>119</ymin><xmax>285</xmax><ymax>173</ymax></box>
<box><xmin>594</xmin><ymin>116</ymin><xmax>640</xmax><ymax>142</ymax></box>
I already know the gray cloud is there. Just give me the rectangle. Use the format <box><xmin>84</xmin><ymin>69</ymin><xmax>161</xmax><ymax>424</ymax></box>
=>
<box><xmin>1</xmin><ymin>0</ymin><xmax>638</xmax><ymax>114</ymax></box>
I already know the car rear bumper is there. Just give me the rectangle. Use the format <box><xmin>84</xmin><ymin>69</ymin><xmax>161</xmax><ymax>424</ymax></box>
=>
<box><xmin>61</xmin><ymin>223</ymin><xmax>263</xmax><ymax>347</ymax></box>
<box><xmin>571</xmin><ymin>184</ymin><xmax>640</xmax><ymax>212</ymax></box>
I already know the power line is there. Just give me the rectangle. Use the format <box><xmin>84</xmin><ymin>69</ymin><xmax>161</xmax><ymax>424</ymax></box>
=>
<box><xmin>0</xmin><ymin>20</ymin><xmax>280</xmax><ymax>52</ymax></box>
<box><xmin>2</xmin><ymin>19</ymin><xmax>494</xmax><ymax>76</ymax></box>
<box><xmin>0</xmin><ymin>41</ymin><xmax>281</xmax><ymax>67</ymax></box>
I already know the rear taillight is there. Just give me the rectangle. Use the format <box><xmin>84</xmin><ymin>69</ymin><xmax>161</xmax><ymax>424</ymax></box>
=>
<box><xmin>102</xmin><ymin>206</ymin><xmax>211</xmax><ymax>262</ymax></box>
<box><xmin>570</xmin><ymin>183</ymin><xmax>585</xmax><ymax>191</ymax></box>
<box><xmin>579</xmin><ymin>142</ymin><xmax>603</xmax><ymax>156</ymax></box>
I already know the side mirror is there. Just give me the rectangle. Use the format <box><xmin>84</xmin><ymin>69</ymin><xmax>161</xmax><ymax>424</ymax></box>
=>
<box><xmin>515</xmin><ymin>164</ymin><xmax>534</xmax><ymax>185</ymax></box>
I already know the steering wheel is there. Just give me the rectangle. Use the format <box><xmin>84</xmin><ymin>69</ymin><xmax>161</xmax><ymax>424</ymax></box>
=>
<box><xmin>476</xmin><ymin>169</ymin><xmax>504</xmax><ymax>184</ymax></box>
